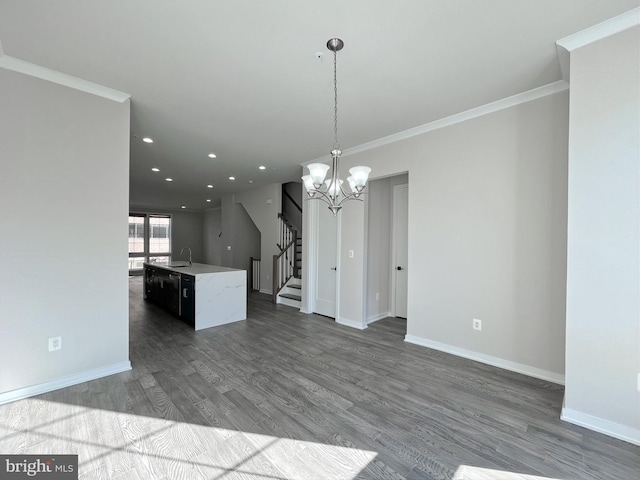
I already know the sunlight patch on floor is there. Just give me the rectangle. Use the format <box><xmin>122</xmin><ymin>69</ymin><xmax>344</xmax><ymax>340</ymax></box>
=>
<box><xmin>0</xmin><ymin>398</ymin><xmax>378</xmax><ymax>479</ymax></box>
<box><xmin>454</xmin><ymin>465</ymin><xmax>563</xmax><ymax>480</ymax></box>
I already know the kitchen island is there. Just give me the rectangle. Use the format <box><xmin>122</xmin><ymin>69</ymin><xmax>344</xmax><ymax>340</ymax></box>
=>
<box><xmin>143</xmin><ymin>262</ymin><xmax>246</xmax><ymax>330</ymax></box>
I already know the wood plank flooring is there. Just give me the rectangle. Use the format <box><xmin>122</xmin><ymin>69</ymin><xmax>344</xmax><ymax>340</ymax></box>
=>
<box><xmin>0</xmin><ymin>276</ymin><xmax>638</xmax><ymax>479</ymax></box>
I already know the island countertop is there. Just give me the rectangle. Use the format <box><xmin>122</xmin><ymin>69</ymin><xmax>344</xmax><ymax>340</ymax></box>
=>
<box><xmin>146</xmin><ymin>262</ymin><xmax>244</xmax><ymax>276</ymax></box>
<box><xmin>143</xmin><ymin>262</ymin><xmax>247</xmax><ymax>331</ymax></box>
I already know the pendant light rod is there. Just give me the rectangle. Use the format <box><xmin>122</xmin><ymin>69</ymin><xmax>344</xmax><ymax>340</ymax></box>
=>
<box><xmin>302</xmin><ymin>38</ymin><xmax>371</xmax><ymax>215</ymax></box>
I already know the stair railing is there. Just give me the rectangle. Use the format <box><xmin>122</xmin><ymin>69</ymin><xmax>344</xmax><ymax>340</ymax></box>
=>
<box><xmin>249</xmin><ymin>257</ymin><xmax>260</xmax><ymax>292</ymax></box>
<box><xmin>273</xmin><ymin>214</ymin><xmax>297</xmax><ymax>303</ymax></box>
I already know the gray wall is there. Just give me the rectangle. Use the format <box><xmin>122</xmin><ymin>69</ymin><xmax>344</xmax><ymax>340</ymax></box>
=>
<box><xmin>203</xmin><ymin>207</ymin><xmax>223</xmax><ymax>265</ymax></box>
<box><xmin>235</xmin><ymin>184</ymin><xmax>282</xmax><ymax>294</ymax></box>
<box><xmin>0</xmin><ymin>67</ymin><xmax>130</xmax><ymax>399</ymax></box>
<box><xmin>204</xmin><ymin>198</ymin><xmax>260</xmax><ymax>273</ymax></box>
<box><xmin>230</xmin><ymin>203</ymin><xmax>261</xmax><ymax>272</ymax></box>
<box><xmin>336</xmin><ymin>90</ymin><xmax>569</xmax><ymax>381</ymax></box>
<box><xmin>563</xmin><ymin>25</ymin><xmax>640</xmax><ymax>441</ymax></box>
<box><xmin>171</xmin><ymin>210</ymin><xmax>205</xmax><ymax>263</ymax></box>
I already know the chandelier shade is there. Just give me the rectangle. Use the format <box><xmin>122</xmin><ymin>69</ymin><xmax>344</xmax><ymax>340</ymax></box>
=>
<box><xmin>302</xmin><ymin>38</ymin><xmax>371</xmax><ymax>215</ymax></box>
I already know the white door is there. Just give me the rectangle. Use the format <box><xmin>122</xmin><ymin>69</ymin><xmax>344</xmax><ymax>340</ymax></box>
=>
<box><xmin>392</xmin><ymin>184</ymin><xmax>408</xmax><ymax>318</ymax></box>
<box><xmin>314</xmin><ymin>202</ymin><xmax>338</xmax><ymax>317</ymax></box>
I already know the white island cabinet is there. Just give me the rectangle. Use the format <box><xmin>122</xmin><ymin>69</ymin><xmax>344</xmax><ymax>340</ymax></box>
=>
<box><xmin>143</xmin><ymin>262</ymin><xmax>246</xmax><ymax>330</ymax></box>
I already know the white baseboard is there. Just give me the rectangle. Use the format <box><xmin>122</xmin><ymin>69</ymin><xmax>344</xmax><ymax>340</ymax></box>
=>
<box><xmin>259</xmin><ymin>288</ymin><xmax>273</xmax><ymax>295</ymax></box>
<box><xmin>0</xmin><ymin>361</ymin><xmax>132</xmax><ymax>405</ymax></box>
<box><xmin>336</xmin><ymin>317</ymin><xmax>367</xmax><ymax>330</ymax></box>
<box><xmin>367</xmin><ymin>312</ymin><xmax>391</xmax><ymax>325</ymax></box>
<box><xmin>561</xmin><ymin>407</ymin><xmax>640</xmax><ymax>446</ymax></box>
<box><xmin>404</xmin><ymin>334</ymin><xmax>565</xmax><ymax>385</ymax></box>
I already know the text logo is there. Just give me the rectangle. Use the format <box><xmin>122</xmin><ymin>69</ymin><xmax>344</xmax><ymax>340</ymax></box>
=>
<box><xmin>0</xmin><ymin>455</ymin><xmax>77</xmax><ymax>479</ymax></box>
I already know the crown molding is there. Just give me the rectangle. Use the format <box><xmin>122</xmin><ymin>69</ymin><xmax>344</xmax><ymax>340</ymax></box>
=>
<box><xmin>302</xmin><ymin>80</ymin><xmax>568</xmax><ymax>166</ymax></box>
<box><xmin>556</xmin><ymin>7</ymin><xmax>640</xmax><ymax>81</ymax></box>
<box><xmin>0</xmin><ymin>54</ymin><xmax>130</xmax><ymax>103</ymax></box>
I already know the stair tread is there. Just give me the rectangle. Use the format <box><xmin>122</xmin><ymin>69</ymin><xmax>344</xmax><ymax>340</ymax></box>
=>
<box><xmin>288</xmin><ymin>284</ymin><xmax>301</xmax><ymax>290</ymax></box>
<box><xmin>279</xmin><ymin>293</ymin><xmax>302</xmax><ymax>301</ymax></box>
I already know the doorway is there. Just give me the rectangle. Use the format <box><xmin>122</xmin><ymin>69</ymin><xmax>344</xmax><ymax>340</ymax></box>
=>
<box><xmin>365</xmin><ymin>173</ymin><xmax>409</xmax><ymax>325</ymax></box>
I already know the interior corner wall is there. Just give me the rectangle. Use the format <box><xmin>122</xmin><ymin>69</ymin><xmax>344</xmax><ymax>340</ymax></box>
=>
<box><xmin>230</xmin><ymin>203</ymin><xmax>261</xmax><ymax>272</ymax></box>
<box><xmin>0</xmin><ymin>68</ymin><xmax>131</xmax><ymax>400</ymax></box>
<box><xmin>339</xmin><ymin>90</ymin><xmax>569</xmax><ymax>381</ymax></box>
<box><xmin>203</xmin><ymin>207</ymin><xmax>223</xmax><ymax>266</ymax></box>
<box><xmin>563</xmin><ymin>25</ymin><xmax>640</xmax><ymax>443</ymax></box>
<box><xmin>235</xmin><ymin>184</ymin><xmax>282</xmax><ymax>294</ymax></box>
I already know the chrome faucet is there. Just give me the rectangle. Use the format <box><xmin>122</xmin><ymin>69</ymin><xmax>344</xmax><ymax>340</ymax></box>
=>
<box><xmin>180</xmin><ymin>247</ymin><xmax>192</xmax><ymax>266</ymax></box>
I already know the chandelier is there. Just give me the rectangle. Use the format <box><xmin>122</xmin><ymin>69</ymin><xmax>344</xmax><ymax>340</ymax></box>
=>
<box><xmin>302</xmin><ymin>38</ymin><xmax>371</xmax><ymax>215</ymax></box>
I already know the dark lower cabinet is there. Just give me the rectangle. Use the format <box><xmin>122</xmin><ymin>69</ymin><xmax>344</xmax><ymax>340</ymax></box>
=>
<box><xmin>180</xmin><ymin>274</ymin><xmax>195</xmax><ymax>326</ymax></box>
<box><xmin>144</xmin><ymin>266</ymin><xmax>156</xmax><ymax>299</ymax></box>
<box><xmin>144</xmin><ymin>265</ymin><xmax>181</xmax><ymax>317</ymax></box>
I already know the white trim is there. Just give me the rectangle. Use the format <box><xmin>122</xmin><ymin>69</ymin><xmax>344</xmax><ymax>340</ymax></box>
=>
<box><xmin>556</xmin><ymin>7</ymin><xmax>639</xmax><ymax>82</ymax></box>
<box><xmin>0</xmin><ymin>55</ymin><xmax>131</xmax><ymax>103</ymax></box>
<box><xmin>561</xmin><ymin>407</ymin><xmax>640</xmax><ymax>446</ymax></box>
<box><xmin>0</xmin><ymin>361</ymin><xmax>132</xmax><ymax>405</ymax></box>
<box><xmin>303</xmin><ymin>81</ymin><xmax>568</xmax><ymax>166</ymax></box>
<box><xmin>335</xmin><ymin>209</ymin><xmax>342</xmax><ymax>320</ymax></box>
<box><xmin>404</xmin><ymin>334</ymin><xmax>565</xmax><ymax>385</ymax></box>
<box><xmin>367</xmin><ymin>312</ymin><xmax>390</xmax><ymax>325</ymax></box>
<box><xmin>336</xmin><ymin>317</ymin><xmax>367</xmax><ymax>330</ymax></box>
<box><xmin>301</xmin><ymin>197</ymin><xmax>315</xmax><ymax>314</ymax></box>
<box><xmin>259</xmin><ymin>288</ymin><xmax>272</xmax><ymax>295</ymax></box>
<box><xmin>556</xmin><ymin>7</ymin><xmax>639</xmax><ymax>53</ymax></box>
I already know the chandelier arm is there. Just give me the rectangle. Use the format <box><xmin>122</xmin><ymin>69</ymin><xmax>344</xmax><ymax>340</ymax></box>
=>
<box><xmin>338</xmin><ymin>179</ymin><xmax>350</xmax><ymax>198</ymax></box>
<box><xmin>337</xmin><ymin>193</ymin><xmax>364</xmax><ymax>207</ymax></box>
<box><xmin>306</xmin><ymin>189</ymin><xmax>336</xmax><ymax>206</ymax></box>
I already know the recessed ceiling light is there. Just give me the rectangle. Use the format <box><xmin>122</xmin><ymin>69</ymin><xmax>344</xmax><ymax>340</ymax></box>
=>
<box><xmin>151</xmin><ymin>167</ymin><xmax>160</xmax><ymax>172</ymax></box>
<box><xmin>206</xmin><ymin>199</ymin><xmax>211</xmax><ymax>203</ymax></box>
<box><xmin>143</xmin><ymin>137</ymin><xmax>154</xmax><ymax>143</ymax></box>
<box><xmin>207</xmin><ymin>184</ymin><xmax>213</xmax><ymax>188</ymax></box>
<box><xmin>208</xmin><ymin>153</ymin><xmax>217</xmax><ymax>158</ymax></box>
<box><xmin>165</xmin><ymin>178</ymin><xmax>173</xmax><ymax>182</ymax></box>
<box><xmin>181</xmin><ymin>205</ymin><xmax>186</xmax><ymax>209</ymax></box>
<box><xmin>259</xmin><ymin>165</ymin><xmax>266</xmax><ymax>170</ymax></box>
<box><xmin>248</xmin><ymin>180</ymin><xmax>254</xmax><ymax>184</ymax></box>
<box><xmin>229</xmin><ymin>176</ymin><xmax>236</xmax><ymax>181</ymax></box>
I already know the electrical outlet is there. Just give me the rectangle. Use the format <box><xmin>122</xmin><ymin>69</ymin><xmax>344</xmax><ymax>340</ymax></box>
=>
<box><xmin>348</xmin><ymin>250</ymin><xmax>354</xmax><ymax>258</ymax></box>
<box><xmin>227</xmin><ymin>245</ymin><xmax>231</xmax><ymax>251</ymax></box>
<box><xmin>473</xmin><ymin>319</ymin><xmax>482</xmax><ymax>331</ymax></box>
<box><xmin>48</xmin><ymin>336</ymin><xmax>62</xmax><ymax>351</ymax></box>
<box><xmin>637</xmin><ymin>373</ymin><xmax>640</xmax><ymax>392</ymax></box>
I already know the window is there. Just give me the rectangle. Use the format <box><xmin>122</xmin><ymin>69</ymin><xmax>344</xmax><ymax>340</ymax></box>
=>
<box><xmin>128</xmin><ymin>214</ymin><xmax>172</xmax><ymax>273</ymax></box>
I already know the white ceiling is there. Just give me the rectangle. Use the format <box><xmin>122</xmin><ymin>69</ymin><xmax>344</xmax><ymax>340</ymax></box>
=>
<box><xmin>1</xmin><ymin>0</ymin><xmax>637</xmax><ymax>211</ymax></box>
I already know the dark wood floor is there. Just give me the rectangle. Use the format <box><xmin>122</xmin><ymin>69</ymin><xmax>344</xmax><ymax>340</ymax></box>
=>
<box><xmin>1</xmin><ymin>277</ymin><xmax>638</xmax><ymax>479</ymax></box>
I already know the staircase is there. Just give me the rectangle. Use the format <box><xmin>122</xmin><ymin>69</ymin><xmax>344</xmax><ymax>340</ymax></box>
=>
<box><xmin>274</xmin><ymin>215</ymin><xmax>302</xmax><ymax>309</ymax></box>
<box><xmin>277</xmin><ymin>275</ymin><xmax>301</xmax><ymax>308</ymax></box>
